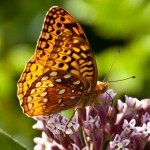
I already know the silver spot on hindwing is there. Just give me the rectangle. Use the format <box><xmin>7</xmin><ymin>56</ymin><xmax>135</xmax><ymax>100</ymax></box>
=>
<box><xmin>43</xmin><ymin>98</ymin><xmax>48</xmax><ymax>103</ymax></box>
<box><xmin>63</xmin><ymin>74</ymin><xmax>72</xmax><ymax>79</ymax></box>
<box><xmin>30</xmin><ymin>89</ymin><xmax>36</xmax><ymax>94</ymax></box>
<box><xmin>27</xmin><ymin>96</ymin><xmax>32</xmax><ymax>102</ymax></box>
<box><xmin>48</xmin><ymin>83</ymin><xmax>54</xmax><ymax>87</ymax></box>
<box><xmin>55</xmin><ymin>78</ymin><xmax>62</xmax><ymax>83</ymax></box>
<box><xmin>58</xmin><ymin>89</ymin><xmax>66</xmax><ymax>95</ymax></box>
<box><xmin>41</xmin><ymin>76</ymin><xmax>49</xmax><ymax>81</ymax></box>
<box><xmin>70</xmin><ymin>96</ymin><xmax>75</xmax><ymax>99</ymax></box>
<box><xmin>35</xmin><ymin>82</ymin><xmax>42</xmax><ymax>87</ymax></box>
<box><xmin>73</xmin><ymin>80</ymin><xmax>81</xmax><ymax>85</ymax></box>
<box><xmin>58</xmin><ymin>99</ymin><xmax>62</xmax><ymax>103</ymax></box>
<box><xmin>50</xmin><ymin>71</ymin><xmax>58</xmax><ymax>76</ymax></box>
<box><xmin>40</xmin><ymin>92</ymin><xmax>47</xmax><ymax>97</ymax></box>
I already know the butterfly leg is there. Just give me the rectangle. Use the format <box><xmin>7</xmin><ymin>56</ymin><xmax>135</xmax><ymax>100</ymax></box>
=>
<box><xmin>64</xmin><ymin>108</ymin><xmax>78</xmax><ymax>133</ymax></box>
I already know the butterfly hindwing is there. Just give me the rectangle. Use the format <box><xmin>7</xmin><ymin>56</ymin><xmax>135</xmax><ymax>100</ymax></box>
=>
<box><xmin>22</xmin><ymin>70</ymin><xmax>90</xmax><ymax>116</ymax></box>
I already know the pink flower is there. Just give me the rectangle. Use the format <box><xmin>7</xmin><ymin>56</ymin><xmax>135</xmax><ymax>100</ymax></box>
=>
<box><xmin>109</xmin><ymin>134</ymin><xmax>130</xmax><ymax>150</ymax></box>
<box><xmin>32</xmin><ymin>89</ymin><xmax>150</xmax><ymax>149</ymax></box>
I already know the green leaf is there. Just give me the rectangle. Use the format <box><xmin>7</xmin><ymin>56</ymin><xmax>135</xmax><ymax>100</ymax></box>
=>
<box><xmin>61</xmin><ymin>109</ymin><xmax>74</xmax><ymax>119</ymax></box>
<box><xmin>0</xmin><ymin>129</ymin><xmax>27</xmax><ymax>150</ymax></box>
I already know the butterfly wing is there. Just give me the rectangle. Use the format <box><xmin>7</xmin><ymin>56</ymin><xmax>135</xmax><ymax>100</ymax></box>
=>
<box><xmin>36</xmin><ymin>6</ymin><xmax>89</xmax><ymax>66</ymax></box>
<box><xmin>44</xmin><ymin>31</ymin><xmax>98</xmax><ymax>88</ymax></box>
<box><xmin>18</xmin><ymin>6</ymin><xmax>90</xmax><ymax>102</ymax></box>
<box><xmin>21</xmin><ymin>31</ymin><xmax>97</xmax><ymax>116</ymax></box>
<box><xmin>17</xmin><ymin>55</ymin><xmax>43</xmax><ymax>100</ymax></box>
<box><xmin>22</xmin><ymin>70</ymin><xmax>91</xmax><ymax>116</ymax></box>
<box><xmin>18</xmin><ymin>6</ymin><xmax>98</xmax><ymax>116</ymax></box>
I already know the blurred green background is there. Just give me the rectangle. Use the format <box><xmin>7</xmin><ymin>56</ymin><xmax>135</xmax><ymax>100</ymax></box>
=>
<box><xmin>1</xmin><ymin>0</ymin><xmax>150</xmax><ymax>149</ymax></box>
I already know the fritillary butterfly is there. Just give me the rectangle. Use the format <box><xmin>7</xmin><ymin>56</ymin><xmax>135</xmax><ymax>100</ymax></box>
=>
<box><xmin>17</xmin><ymin>6</ymin><xmax>108</xmax><ymax>116</ymax></box>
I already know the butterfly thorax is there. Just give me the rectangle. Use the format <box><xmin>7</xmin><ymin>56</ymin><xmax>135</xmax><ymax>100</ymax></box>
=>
<box><xmin>76</xmin><ymin>82</ymin><xmax>109</xmax><ymax>108</ymax></box>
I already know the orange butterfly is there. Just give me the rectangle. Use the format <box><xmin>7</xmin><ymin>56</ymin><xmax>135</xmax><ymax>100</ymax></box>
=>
<box><xmin>17</xmin><ymin>6</ymin><xmax>108</xmax><ymax>116</ymax></box>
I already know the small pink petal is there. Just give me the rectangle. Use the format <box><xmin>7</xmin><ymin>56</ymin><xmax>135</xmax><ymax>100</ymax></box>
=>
<box><xmin>122</xmin><ymin>139</ymin><xmax>130</xmax><ymax>147</ymax></box>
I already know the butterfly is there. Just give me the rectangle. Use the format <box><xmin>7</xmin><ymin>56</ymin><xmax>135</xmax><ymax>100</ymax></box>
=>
<box><xmin>17</xmin><ymin>6</ymin><xmax>108</xmax><ymax>116</ymax></box>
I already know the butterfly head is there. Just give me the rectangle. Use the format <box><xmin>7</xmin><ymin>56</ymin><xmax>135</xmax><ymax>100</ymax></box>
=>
<box><xmin>96</xmin><ymin>82</ymin><xmax>109</xmax><ymax>94</ymax></box>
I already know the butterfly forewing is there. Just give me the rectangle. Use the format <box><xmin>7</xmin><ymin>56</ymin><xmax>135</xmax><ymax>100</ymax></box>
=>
<box><xmin>17</xmin><ymin>6</ymin><xmax>100</xmax><ymax>116</ymax></box>
<box><xmin>36</xmin><ymin>6</ymin><xmax>89</xmax><ymax>66</ymax></box>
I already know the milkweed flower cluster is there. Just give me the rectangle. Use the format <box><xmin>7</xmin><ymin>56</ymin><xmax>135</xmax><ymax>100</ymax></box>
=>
<box><xmin>33</xmin><ymin>89</ymin><xmax>150</xmax><ymax>150</ymax></box>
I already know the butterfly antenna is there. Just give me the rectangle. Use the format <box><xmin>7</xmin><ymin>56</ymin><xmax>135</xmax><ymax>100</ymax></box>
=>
<box><xmin>103</xmin><ymin>50</ymin><xmax>120</xmax><ymax>82</ymax></box>
<box><xmin>108</xmin><ymin>76</ymin><xmax>135</xmax><ymax>83</ymax></box>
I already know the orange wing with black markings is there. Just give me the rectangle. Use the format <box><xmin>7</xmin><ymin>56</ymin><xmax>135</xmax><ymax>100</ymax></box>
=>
<box><xmin>17</xmin><ymin>6</ymin><xmax>107</xmax><ymax>117</ymax></box>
